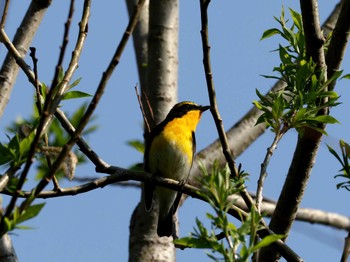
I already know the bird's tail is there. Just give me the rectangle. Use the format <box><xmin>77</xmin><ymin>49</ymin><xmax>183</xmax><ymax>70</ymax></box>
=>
<box><xmin>157</xmin><ymin>209</ymin><xmax>173</xmax><ymax>237</ymax></box>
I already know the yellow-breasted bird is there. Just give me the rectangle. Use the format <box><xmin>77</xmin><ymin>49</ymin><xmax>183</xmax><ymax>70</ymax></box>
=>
<box><xmin>144</xmin><ymin>101</ymin><xmax>210</xmax><ymax>237</ymax></box>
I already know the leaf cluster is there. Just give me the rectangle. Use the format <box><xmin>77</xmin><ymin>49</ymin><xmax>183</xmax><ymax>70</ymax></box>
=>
<box><xmin>255</xmin><ymin>8</ymin><xmax>340</xmax><ymax>136</ymax></box>
<box><xmin>0</xmin><ymin>131</ymin><xmax>35</xmax><ymax>168</ymax></box>
<box><xmin>175</xmin><ymin>162</ymin><xmax>282</xmax><ymax>261</ymax></box>
<box><xmin>39</xmin><ymin>68</ymin><xmax>91</xmax><ymax>103</ymax></box>
<box><xmin>1</xmin><ymin>203</ymin><xmax>45</xmax><ymax>232</ymax></box>
<box><xmin>328</xmin><ymin>140</ymin><xmax>350</xmax><ymax>191</ymax></box>
<box><xmin>0</xmin><ymin>76</ymin><xmax>96</xmax><ymax>235</ymax></box>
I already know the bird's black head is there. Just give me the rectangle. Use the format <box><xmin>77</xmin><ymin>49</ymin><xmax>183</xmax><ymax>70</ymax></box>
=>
<box><xmin>166</xmin><ymin>101</ymin><xmax>210</xmax><ymax>120</ymax></box>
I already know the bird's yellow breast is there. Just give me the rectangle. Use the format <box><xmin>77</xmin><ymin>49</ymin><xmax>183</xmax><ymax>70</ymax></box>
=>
<box><xmin>147</xmin><ymin>110</ymin><xmax>202</xmax><ymax>180</ymax></box>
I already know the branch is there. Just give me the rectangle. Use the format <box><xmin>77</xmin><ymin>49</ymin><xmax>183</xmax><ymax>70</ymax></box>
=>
<box><xmin>0</xmin><ymin>165</ymin><xmax>300</xmax><ymax>261</ymax></box>
<box><xmin>301</xmin><ymin>0</ymin><xmax>327</xmax><ymax>68</ymax></box>
<box><xmin>326</xmin><ymin>0</ymin><xmax>350</xmax><ymax>83</ymax></box>
<box><xmin>256</xmin><ymin>130</ymin><xmax>284</xmax><ymax>212</ymax></box>
<box><xmin>20</xmin><ymin>0</ymin><xmax>90</xmax><ymax>207</ymax></box>
<box><xmin>189</xmin><ymin>1</ymin><xmax>342</xmax><ymax>187</ymax></box>
<box><xmin>230</xmin><ymin>194</ymin><xmax>350</xmax><ymax>231</ymax></box>
<box><xmin>199</xmin><ymin>0</ymin><xmax>237</xmax><ymax>178</ymax></box>
<box><xmin>76</xmin><ymin>0</ymin><xmax>147</xmax><ymax>138</ymax></box>
<box><xmin>50</xmin><ymin>0</ymin><xmax>75</xmax><ymax>91</ymax></box>
<box><xmin>0</xmin><ymin>0</ymin><xmax>91</xmax><ymax>229</ymax></box>
<box><xmin>199</xmin><ymin>0</ymin><xmax>258</xmax><ymax>220</ymax></box>
<box><xmin>0</xmin><ymin>0</ymin><xmax>52</xmax><ymax>119</ymax></box>
<box><xmin>126</xmin><ymin>0</ymin><xmax>150</xmax><ymax>122</ymax></box>
<box><xmin>341</xmin><ymin>231</ymin><xmax>350</xmax><ymax>262</ymax></box>
<box><xmin>259</xmin><ymin>1</ymin><xmax>340</xmax><ymax>260</ymax></box>
<box><xmin>0</xmin><ymin>0</ymin><xmax>10</xmax><ymax>27</ymax></box>
<box><xmin>198</xmin><ymin>1</ymin><xmax>304</xmax><ymax>261</ymax></box>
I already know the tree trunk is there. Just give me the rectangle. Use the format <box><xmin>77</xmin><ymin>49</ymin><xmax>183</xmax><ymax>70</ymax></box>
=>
<box><xmin>127</xmin><ymin>0</ymin><xmax>179</xmax><ymax>261</ymax></box>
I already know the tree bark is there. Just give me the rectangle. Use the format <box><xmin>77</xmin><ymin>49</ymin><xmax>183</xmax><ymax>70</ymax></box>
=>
<box><xmin>0</xmin><ymin>234</ymin><xmax>18</xmax><ymax>262</ymax></box>
<box><xmin>128</xmin><ymin>0</ymin><xmax>179</xmax><ymax>261</ymax></box>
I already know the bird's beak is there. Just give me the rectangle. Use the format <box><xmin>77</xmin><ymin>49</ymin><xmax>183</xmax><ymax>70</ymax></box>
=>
<box><xmin>200</xmin><ymin>105</ymin><xmax>210</xmax><ymax>112</ymax></box>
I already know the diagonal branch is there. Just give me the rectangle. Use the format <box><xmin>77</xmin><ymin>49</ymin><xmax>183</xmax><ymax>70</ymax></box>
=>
<box><xmin>50</xmin><ymin>0</ymin><xmax>75</xmax><ymax>91</ymax></box>
<box><xmin>0</xmin><ymin>0</ymin><xmax>91</xmax><ymax>227</ymax></box>
<box><xmin>189</xmin><ymin>1</ymin><xmax>342</xmax><ymax>185</ymax></box>
<box><xmin>259</xmin><ymin>0</ymin><xmax>349</xmax><ymax>260</ymax></box>
<box><xmin>326</xmin><ymin>0</ymin><xmax>350</xmax><ymax>83</ymax></box>
<box><xmin>199</xmin><ymin>0</ymin><xmax>257</xmax><ymax>217</ymax></box>
<box><xmin>0</xmin><ymin>0</ymin><xmax>52</xmax><ymax>119</ymax></box>
<box><xmin>199</xmin><ymin>1</ymin><xmax>304</xmax><ymax>261</ymax></box>
<box><xmin>75</xmin><ymin>0</ymin><xmax>147</xmax><ymax>138</ymax></box>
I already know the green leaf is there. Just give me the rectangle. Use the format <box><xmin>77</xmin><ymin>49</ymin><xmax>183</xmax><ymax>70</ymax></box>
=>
<box><xmin>260</xmin><ymin>28</ymin><xmax>281</xmax><ymax>40</ymax></box>
<box><xmin>305</xmin><ymin>115</ymin><xmax>339</xmax><ymax>125</ymax></box>
<box><xmin>251</xmin><ymin>234</ymin><xmax>284</xmax><ymax>252</ymax></box>
<box><xmin>255</xmin><ymin>89</ymin><xmax>273</xmax><ymax>106</ymax></box>
<box><xmin>278</xmin><ymin>45</ymin><xmax>291</xmax><ymax>65</ymax></box>
<box><xmin>15</xmin><ymin>225</ymin><xmax>34</xmax><ymax>230</ymax></box>
<box><xmin>58</xmin><ymin>67</ymin><xmax>64</xmax><ymax>83</ymax></box>
<box><xmin>327</xmin><ymin>144</ymin><xmax>342</xmax><ymax>164</ymax></box>
<box><xmin>340</xmin><ymin>140</ymin><xmax>350</xmax><ymax>157</ymax></box>
<box><xmin>252</xmin><ymin>100</ymin><xmax>263</xmax><ymax>110</ymax></box>
<box><xmin>17</xmin><ymin>203</ymin><xmax>45</xmax><ymax>224</ymax></box>
<box><xmin>70</xmin><ymin>103</ymin><xmax>88</xmax><ymax>127</ymax></box>
<box><xmin>127</xmin><ymin>140</ymin><xmax>145</xmax><ymax>154</ymax></box>
<box><xmin>19</xmin><ymin>132</ymin><xmax>35</xmax><ymax>158</ymax></box>
<box><xmin>0</xmin><ymin>142</ymin><xmax>13</xmax><ymax>165</ymax></box>
<box><xmin>63</xmin><ymin>91</ymin><xmax>91</xmax><ymax>100</ymax></box>
<box><xmin>3</xmin><ymin>217</ymin><xmax>14</xmax><ymax>231</ymax></box>
<box><xmin>321</xmin><ymin>70</ymin><xmax>343</xmax><ymax>88</ymax></box>
<box><xmin>340</xmin><ymin>73</ymin><xmax>350</xmax><ymax>80</ymax></box>
<box><xmin>68</xmin><ymin>77</ymin><xmax>82</xmax><ymax>90</ymax></box>
<box><xmin>289</xmin><ymin>8</ymin><xmax>302</xmax><ymax>31</ymax></box>
<box><xmin>174</xmin><ymin>237</ymin><xmax>212</xmax><ymax>249</ymax></box>
<box><xmin>260</xmin><ymin>72</ymin><xmax>281</xmax><ymax>78</ymax></box>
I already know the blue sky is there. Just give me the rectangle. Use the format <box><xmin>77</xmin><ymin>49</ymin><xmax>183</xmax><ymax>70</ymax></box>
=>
<box><xmin>0</xmin><ymin>1</ymin><xmax>349</xmax><ymax>261</ymax></box>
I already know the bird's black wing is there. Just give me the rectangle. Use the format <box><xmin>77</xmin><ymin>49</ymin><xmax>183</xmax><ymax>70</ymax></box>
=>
<box><xmin>143</xmin><ymin>130</ymin><xmax>154</xmax><ymax>211</ymax></box>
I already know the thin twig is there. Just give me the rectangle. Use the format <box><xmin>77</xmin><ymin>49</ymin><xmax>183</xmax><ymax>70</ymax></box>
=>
<box><xmin>29</xmin><ymin>47</ymin><xmax>60</xmax><ymax>189</ymax></box>
<box><xmin>0</xmin><ymin>28</ymin><xmax>36</xmax><ymax>83</ymax></box>
<box><xmin>199</xmin><ymin>1</ymin><xmax>303</xmax><ymax>261</ymax></box>
<box><xmin>340</xmin><ymin>231</ymin><xmax>350</xmax><ymax>262</ymax></box>
<box><xmin>199</xmin><ymin>0</ymin><xmax>257</xmax><ymax>212</ymax></box>
<box><xmin>0</xmin><ymin>164</ymin><xmax>301</xmax><ymax>260</ymax></box>
<box><xmin>199</xmin><ymin>0</ymin><xmax>237</xmax><ymax>177</ymax></box>
<box><xmin>17</xmin><ymin>0</ymin><xmax>146</xmax><ymax>208</ymax></box>
<box><xmin>18</xmin><ymin>0</ymin><xmax>91</xmax><ymax>212</ymax></box>
<box><xmin>0</xmin><ymin>0</ymin><xmax>51</xmax><ymax>119</ymax></box>
<box><xmin>135</xmin><ymin>85</ymin><xmax>151</xmax><ymax>133</ymax></box>
<box><xmin>2</xmin><ymin>166</ymin><xmax>349</xmax><ymax>232</ymax></box>
<box><xmin>29</xmin><ymin>47</ymin><xmax>42</xmax><ymax>114</ymax></box>
<box><xmin>0</xmin><ymin>0</ymin><xmax>90</xmax><ymax>224</ymax></box>
<box><xmin>51</xmin><ymin>0</ymin><xmax>75</xmax><ymax>91</ymax></box>
<box><xmin>256</xmin><ymin>131</ymin><xmax>284</xmax><ymax>212</ymax></box>
<box><xmin>0</xmin><ymin>166</ymin><xmax>20</xmax><ymax>192</ymax></box>
<box><xmin>199</xmin><ymin>0</ymin><xmax>259</xmax><ymax>223</ymax></box>
<box><xmin>54</xmin><ymin>108</ymin><xmax>110</xmax><ymax>170</ymax></box>
<box><xmin>0</xmin><ymin>0</ymin><xmax>10</xmax><ymax>28</ymax></box>
<box><xmin>75</xmin><ymin>0</ymin><xmax>147</xmax><ymax>138</ymax></box>
<box><xmin>53</xmin><ymin>0</ymin><xmax>147</xmax><ymax>175</ymax></box>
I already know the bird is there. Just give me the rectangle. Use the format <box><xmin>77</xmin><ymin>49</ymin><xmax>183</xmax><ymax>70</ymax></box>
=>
<box><xmin>143</xmin><ymin>101</ymin><xmax>210</xmax><ymax>237</ymax></box>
